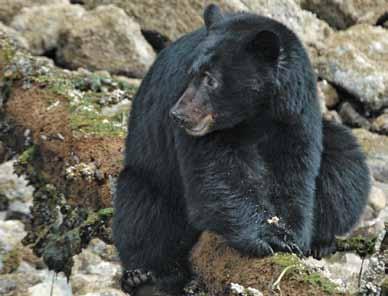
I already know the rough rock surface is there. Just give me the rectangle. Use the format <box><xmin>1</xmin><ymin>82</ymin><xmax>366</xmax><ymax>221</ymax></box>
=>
<box><xmin>81</xmin><ymin>0</ymin><xmax>331</xmax><ymax>59</ymax></box>
<box><xmin>372</xmin><ymin>113</ymin><xmax>388</xmax><ymax>135</ymax></box>
<box><xmin>11</xmin><ymin>3</ymin><xmax>86</xmax><ymax>55</ymax></box>
<box><xmin>56</xmin><ymin>5</ymin><xmax>155</xmax><ymax>77</ymax></box>
<box><xmin>299</xmin><ymin>0</ymin><xmax>388</xmax><ymax>29</ymax></box>
<box><xmin>318</xmin><ymin>80</ymin><xmax>339</xmax><ymax>109</ymax></box>
<box><xmin>0</xmin><ymin>0</ymin><xmax>69</xmax><ymax>24</ymax></box>
<box><xmin>316</xmin><ymin>24</ymin><xmax>388</xmax><ymax>112</ymax></box>
<box><xmin>70</xmin><ymin>239</ymin><xmax>124</xmax><ymax>295</ymax></box>
<box><xmin>353</xmin><ymin>128</ymin><xmax>388</xmax><ymax>183</ymax></box>
<box><xmin>0</xmin><ymin>23</ymin><xmax>29</xmax><ymax>50</ymax></box>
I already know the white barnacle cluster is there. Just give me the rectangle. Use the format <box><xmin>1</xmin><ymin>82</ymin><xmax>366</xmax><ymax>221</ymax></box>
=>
<box><xmin>65</xmin><ymin>162</ymin><xmax>97</xmax><ymax>182</ymax></box>
<box><xmin>230</xmin><ymin>283</ymin><xmax>263</xmax><ymax>296</ymax></box>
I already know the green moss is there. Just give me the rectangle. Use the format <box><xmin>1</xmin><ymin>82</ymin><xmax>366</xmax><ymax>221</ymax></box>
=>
<box><xmin>18</xmin><ymin>146</ymin><xmax>36</xmax><ymax>165</ymax></box>
<box><xmin>272</xmin><ymin>253</ymin><xmax>301</xmax><ymax>268</ymax></box>
<box><xmin>270</xmin><ymin>253</ymin><xmax>341</xmax><ymax>295</ymax></box>
<box><xmin>0</xmin><ymin>42</ymin><xmax>15</xmax><ymax>65</ymax></box>
<box><xmin>97</xmin><ymin>207</ymin><xmax>114</xmax><ymax>217</ymax></box>
<box><xmin>336</xmin><ymin>235</ymin><xmax>376</xmax><ymax>257</ymax></box>
<box><xmin>304</xmin><ymin>272</ymin><xmax>339</xmax><ymax>294</ymax></box>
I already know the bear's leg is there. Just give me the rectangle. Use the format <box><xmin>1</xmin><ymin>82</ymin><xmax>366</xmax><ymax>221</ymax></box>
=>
<box><xmin>113</xmin><ymin>167</ymin><xmax>200</xmax><ymax>295</ymax></box>
<box><xmin>311</xmin><ymin>120</ymin><xmax>370</xmax><ymax>258</ymax></box>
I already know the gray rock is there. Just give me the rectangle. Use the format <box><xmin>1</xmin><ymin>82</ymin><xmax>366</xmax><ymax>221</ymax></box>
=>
<box><xmin>0</xmin><ymin>161</ymin><xmax>33</xmax><ymax>217</ymax></box>
<box><xmin>82</xmin><ymin>0</ymin><xmax>331</xmax><ymax>61</ymax></box>
<box><xmin>80</xmin><ymin>289</ymin><xmax>127</xmax><ymax>296</ymax></box>
<box><xmin>0</xmin><ymin>22</ymin><xmax>29</xmax><ymax>49</ymax></box>
<box><xmin>316</xmin><ymin>25</ymin><xmax>388</xmax><ymax>112</ymax></box>
<box><xmin>368</xmin><ymin>186</ymin><xmax>386</xmax><ymax>212</ymax></box>
<box><xmin>318</xmin><ymin>80</ymin><xmax>340</xmax><ymax>109</ymax></box>
<box><xmin>71</xmin><ymin>239</ymin><xmax>122</xmax><ymax>294</ymax></box>
<box><xmin>56</xmin><ymin>5</ymin><xmax>155</xmax><ymax>77</ymax></box>
<box><xmin>299</xmin><ymin>0</ymin><xmax>388</xmax><ymax>29</ymax></box>
<box><xmin>0</xmin><ymin>220</ymin><xmax>26</xmax><ymax>253</ymax></box>
<box><xmin>11</xmin><ymin>3</ymin><xmax>86</xmax><ymax>55</ymax></box>
<box><xmin>323</xmin><ymin>110</ymin><xmax>342</xmax><ymax>124</ymax></box>
<box><xmin>339</xmin><ymin>102</ymin><xmax>371</xmax><ymax>129</ymax></box>
<box><xmin>372</xmin><ymin>113</ymin><xmax>388</xmax><ymax>135</ymax></box>
<box><xmin>303</xmin><ymin>253</ymin><xmax>364</xmax><ymax>293</ymax></box>
<box><xmin>0</xmin><ymin>278</ymin><xmax>17</xmax><ymax>294</ymax></box>
<box><xmin>0</xmin><ymin>0</ymin><xmax>69</xmax><ymax>24</ymax></box>
<box><xmin>353</xmin><ymin>129</ymin><xmax>388</xmax><ymax>183</ymax></box>
<box><xmin>28</xmin><ymin>271</ymin><xmax>72</xmax><ymax>296</ymax></box>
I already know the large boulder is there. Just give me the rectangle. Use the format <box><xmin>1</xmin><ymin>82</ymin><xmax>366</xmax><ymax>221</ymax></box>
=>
<box><xmin>316</xmin><ymin>24</ymin><xmax>388</xmax><ymax>112</ymax></box>
<box><xmin>56</xmin><ymin>5</ymin><xmax>155</xmax><ymax>77</ymax></box>
<box><xmin>299</xmin><ymin>0</ymin><xmax>388</xmax><ymax>29</ymax></box>
<box><xmin>0</xmin><ymin>23</ymin><xmax>28</xmax><ymax>50</ymax></box>
<box><xmin>11</xmin><ymin>4</ymin><xmax>86</xmax><ymax>55</ymax></box>
<box><xmin>353</xmin><ymin>128</ymin><xmax>388</xmax><ymax>184</ymax></box>
<box><xmin>0</xmin><ymin>0</ymin><xmax>68</xmax><ymax>24</ymax></box>
<box><xmin>81</xmin><ymin>0</ymin><xmax>331</xmax><ymax>59</ymax></box>
<box><xmin>81</xmin><ymin>0</ymin><xmax>245</xmax><ymax>40</ymax></box>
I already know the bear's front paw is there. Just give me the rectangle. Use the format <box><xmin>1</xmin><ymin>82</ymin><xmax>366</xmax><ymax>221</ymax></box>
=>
<box><xmin>121</xmin><ymin>269</ymin><xmax>154</xmax><ymax>295</ymax></box>
<box><xmin>307</xmin><ymin>239</ymin><xmax>336</xmax><ymax>259</ymax></box>
<box><xmin>256</xmin><ymin>222</ymin><xmax>303</xmax><ymax>257</ymax></box>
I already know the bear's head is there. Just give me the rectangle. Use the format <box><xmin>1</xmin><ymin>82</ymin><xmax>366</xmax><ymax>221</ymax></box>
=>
<box><xmin>170</xmin><ymin>4</ymin><xmax>316</xmax><ymax>137</ymax></box>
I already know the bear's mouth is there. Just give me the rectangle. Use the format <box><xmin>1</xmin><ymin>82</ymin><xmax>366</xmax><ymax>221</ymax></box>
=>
<box><xmin>184</xmin><ymin>114</ymin><xmax>214</xmax><ymax>137</ymax></box>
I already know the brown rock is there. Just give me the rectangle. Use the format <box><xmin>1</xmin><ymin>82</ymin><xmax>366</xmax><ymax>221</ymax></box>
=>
<box><xmin>316</xmin><ymin>25</ymin><xmax>388</xmax><ymax>111</ymax></box>
<box><xmin>372</xmin><ymin>113</ymin><xmax>388</xmax><ymax>135</ymax></box>
<box><xmin>10</xmin><ymin>3</ymin><xmax>86</xmax><ymax>55</ymax></box>
<box><xmin>0</xmin><ymin>0</ymin><xmax>68</xmax><ymax>24</ymax></box>
<box><xmin>56</xmin><ymin>5</ymin><xmax>155</xmax><ymax>77</ymax></box>
<box><xmin>299</xmin><ymin>0</ymin><xmax>388</xmax><ymax>29</ymax></box>
<box><xmin>318</xmin><ymin>80</ymin><xmax>339</xmax><ymax>109</ymax></box>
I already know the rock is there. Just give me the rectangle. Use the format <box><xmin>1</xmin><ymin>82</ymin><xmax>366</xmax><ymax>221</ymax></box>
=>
<box><xmin>369</xmin><ymin>186</ymin><xmax>387</xmax><ymax>212</ymax></box>
<box><xmin>0</xmin><ymin>0</ymin><xmax>69</xmax><ymax>24</ymax></box>
<box><xmin>353</xmin><ymin>129</ymin><xmax>388</xmax><ymax>183</ymax></box>
<box><xmin>0</xmin><ymin>278</ymin><xmax>17</xmax><ymax>294</ymax></box>
<box><xmin>0</xmin><ymin>23</ymin><xmax>29</xmax><ymax>49</ymax></box>
<box><xmin>80</xmin><ymin>289</ymin><xmax>127</xmax><ymax>296</ymax></box>
<box><xmin>101</xmin><ymin>99</ymin><xmax>132</xmax><ymax>118</ymax></box>
<box><xmin>11</xmin><ymin>3</ymin><xmax>86</xmax><ymax>55</ymax></box>
<box><xmin>372</xmin><ymin>113</ymin><xmax>388</xmax><ymax>135</ymax></box>
<box><xmin>299</xmin><ymin>0</ymin><xmax>388</xmax><ymax>29</ymax></box>
<box><xmin>316</xmin><ymin>25</ymin><xmax>388</xmax><ymax>112</ymax></box>
<box><xmin>374</xmin><ymin>181</ymin><xmax>388</xmax><ymax>198</ymax></box>
<box><xmin>0</xmin><ymin>220</ymin><xmax>26</xmax><ymax>252</ymax></box>
<box><xmin>304</xmin><ymin>253</ymin><xmax>364</xmax><ymax>293</ymax></box>
<box><xmin>318</xmin><ymin>80</ymin><xmax>339</xmax><ymax>108</ymax></box>
<box><xmin>339</xmin><ymin>102</ymin><xmax>371</xmax><ymax>129</ymax></box>
<box><xmin>70</xmin><ymin>239</ymin><xmax>122</xmax><ymax>294</ymax></box>
<box><xmin>82</xmin><ymin>0</ymin><xmax>331</xmax><ymax>60</ymax></box>
<box><xmin>0</xmin><ymin>161</ymin><xmax>33</xmax><ymax>217</ymax></box>
<box><xmin>323</xmin><ymin>110</ymin><xmax>342</xmax><ymax>124</ymax></box>
<box><xmin>28</xmin><ymin>272</ymin><xmax>72</xmax><ymax>296</ymax></box>
<box><xmin>56</xmin><ymin>5</ymin><xmax>155</xmax><ymax>77</ymax></box>
<box><xmin>81</xmin><ymin>0</ymin><xmax>245</xmax><ymax>40</ymax></box>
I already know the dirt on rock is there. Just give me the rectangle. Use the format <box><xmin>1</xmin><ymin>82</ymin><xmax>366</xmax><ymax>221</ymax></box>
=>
<box><xmin>5</xmin><ymin>85</ymin><xmax>123</xmax><ymax>208</ymax></box>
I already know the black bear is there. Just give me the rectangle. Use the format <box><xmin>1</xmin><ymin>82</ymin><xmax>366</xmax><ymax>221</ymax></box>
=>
<box><xmin>113</xmin><ymin>4</ymin><xmax>370</xmax><ymax>295</ymax></box>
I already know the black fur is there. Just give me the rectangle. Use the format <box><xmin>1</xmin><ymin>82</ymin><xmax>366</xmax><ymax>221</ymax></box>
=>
<box><xmin>113</xmin><ymin>6</ymin><xmax>370</xmax><ymax>295</ymax></box>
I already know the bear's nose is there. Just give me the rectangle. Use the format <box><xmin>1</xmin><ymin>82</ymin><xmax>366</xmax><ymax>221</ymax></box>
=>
<box><xmin>170</xmin><ymin>109</ymin><xmax>187</xmax><ymax>126</ymax></box>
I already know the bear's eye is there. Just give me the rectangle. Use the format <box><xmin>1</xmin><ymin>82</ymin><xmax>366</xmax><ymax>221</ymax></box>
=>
<box><xmin>203</xmin><ymin>72</ymin><xmax>219</xmax><ymax>90</ymax></box>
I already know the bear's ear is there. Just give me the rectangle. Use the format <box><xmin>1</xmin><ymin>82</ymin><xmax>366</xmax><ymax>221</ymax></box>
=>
<box><xmin>249</xmin><ymin>30</ymin><xmax>281</xmax><ymax>63</ymax></box>
<box><xmin>204</xmin><ymin>4</ymin><xmax>224</xmax><ymax>29</ymax></box>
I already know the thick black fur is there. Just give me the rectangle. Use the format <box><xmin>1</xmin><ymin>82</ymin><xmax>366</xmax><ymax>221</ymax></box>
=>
<box><xmin>113</xmin><ymin>6</ymin><xmax>370</xmax><ymax>295</ymax></box>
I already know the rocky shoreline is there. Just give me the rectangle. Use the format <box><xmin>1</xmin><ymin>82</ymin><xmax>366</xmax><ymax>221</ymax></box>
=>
<box><xmin>0</xmin><ymin>0</ymin><xmax>387</xmax><ymax>295</ymax></box>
